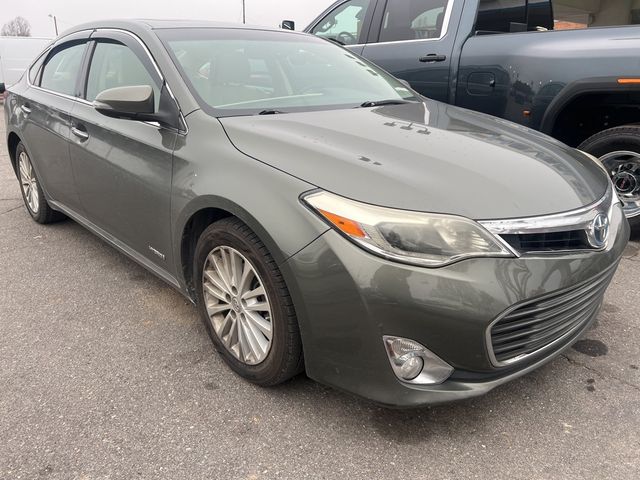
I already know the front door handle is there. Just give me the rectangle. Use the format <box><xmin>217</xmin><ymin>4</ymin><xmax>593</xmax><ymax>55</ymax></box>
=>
<box><xmin>71</xmin><ymin>126</ymin><xmax>89</xmax><ymax>141</ymax></box>
<box><xmin>419</xmin><ymin>54</ymin><xmax>447</xmax><ymax>63</ymax></box>
<box><xmin>21</xmin><ymin>104</ymin><xmax>32</xmax><ymax>114</ymax></box>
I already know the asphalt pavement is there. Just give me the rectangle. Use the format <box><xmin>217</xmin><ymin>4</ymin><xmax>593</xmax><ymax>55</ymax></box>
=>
<box><xmin>0</xmin><ymin>111</ymin><xmax>639</xmax><ymax>480</ymax></box>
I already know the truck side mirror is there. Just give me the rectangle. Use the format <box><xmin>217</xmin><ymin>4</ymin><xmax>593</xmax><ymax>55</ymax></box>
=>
<box><xmin>0</xmin><ymin>83</ymin><xmax>5</xmax><ymax>94</ymax></box>
<box><xmin>281</xmin><ymin>20</ymin><xmax>295</xmax><ymax>30</ymax></box>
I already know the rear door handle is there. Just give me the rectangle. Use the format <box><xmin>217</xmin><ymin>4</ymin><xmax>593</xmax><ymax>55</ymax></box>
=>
<box><xmin>419</xmin><ymin>54</ymin><xmax>447</xmax><ymax>63</ymax></box>
<box><xmin>71</xmin><ymin>126</ymin><xmax>89</xmax><ymax>141</ymax></box>
<box><xmin>21</xmin><ymin>104</ymin><xmax>32</xmax><ymax>114</ymax></box>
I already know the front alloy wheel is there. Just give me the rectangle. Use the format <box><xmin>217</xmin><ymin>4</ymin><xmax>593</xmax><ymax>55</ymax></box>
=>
<box><xmin>202</xmin><ymin>246</ymin><xmax>273</xmax><ymax>365</ymax></box>
<box><xmin>194</xmin><ymin>218</ymin><xmax>303</xmax><ymax>386</ymax></box>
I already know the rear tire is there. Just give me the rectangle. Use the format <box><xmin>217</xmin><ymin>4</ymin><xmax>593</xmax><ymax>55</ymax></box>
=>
<box><xmin>15</xmin><ymin>142</ymin><xmax>66</xmax><ymax>224</ymax></box>
<box><xmin>578</xmin><ymin>126</ymin><xmax>640</xmax><ymax>229</ymax></box>
<box><xmin>193</xmin><ymin>218</ymin><xmax>303</xmax><ymax>386</ymax></box>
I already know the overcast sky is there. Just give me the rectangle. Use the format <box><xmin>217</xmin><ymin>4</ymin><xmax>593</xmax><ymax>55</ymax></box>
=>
<box><xmin>0</xmin><ymin>0</ymin><xmax>333</xmax><ymax>37</ymax></box>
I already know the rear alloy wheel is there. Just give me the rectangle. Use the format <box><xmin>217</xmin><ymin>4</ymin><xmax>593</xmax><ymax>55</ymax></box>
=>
<box><xmin>579</xmin><ymin>126</ymin><xmax>640</xmax><ymax>228</ymax></box>
<box><xmin>15</xmin><ymin>142</ymin><xmax>66</xmax><ymax>224</ymax></box>
<box><xmin>194</xmin><ymin>218</ymin><xmax>303</xmax><ymax>386</ymax></box>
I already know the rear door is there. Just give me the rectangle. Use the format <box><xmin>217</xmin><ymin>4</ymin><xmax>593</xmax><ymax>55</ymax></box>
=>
<box><xmin>68</xmin><ymin>30</ymin><xmax>179</xmax><ymax>270</ymax></box>
<box><xmin>20</xmin><ymin>33</ymin><xmax>89</xmax><ymax>210</ymax></box>
<box><xmin>361</xmin><ymin>0</ymin><xmax>457</xmax><ymax>102</ymax></box>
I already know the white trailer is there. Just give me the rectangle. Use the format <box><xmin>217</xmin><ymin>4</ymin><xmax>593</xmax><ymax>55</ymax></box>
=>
<box><xmin>0</xmin><ymin>36</ymin><xmax>51</xmax><ymax>89</ymax></box>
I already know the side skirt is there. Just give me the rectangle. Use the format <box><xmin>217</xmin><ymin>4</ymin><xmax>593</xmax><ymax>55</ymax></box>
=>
<box><xmin>48</xmin><ymin>200</ymin><xmax>194</xmax><ymax>303</ymax></box>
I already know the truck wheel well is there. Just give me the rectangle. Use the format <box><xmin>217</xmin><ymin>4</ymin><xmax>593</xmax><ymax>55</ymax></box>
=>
<box><xmin>7</xmin><ymin>132</ymin><xmax>21</xmax><ymax>173</ymax></box>
<box><xmin>551</xmin><ymin>92</ymin><xmax>640</xmax><ymax>148</ymax></box>
<box><xmin>181</xmin><ymin>208</ymin><xmax>234</xmax><ymax>296</ymax></box>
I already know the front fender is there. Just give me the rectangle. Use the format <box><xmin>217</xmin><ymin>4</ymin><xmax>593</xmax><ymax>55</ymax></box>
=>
<box><xmin>170</xmin><ymin>110</ymin><xmax>329</xmax><ymax>292</ymax></box>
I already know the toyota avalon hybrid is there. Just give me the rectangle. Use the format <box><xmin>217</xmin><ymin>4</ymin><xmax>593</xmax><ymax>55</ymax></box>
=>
<box><xmin>3</xmin><ymin>20</ymin><xmax>629</xmax><ymax>406</ymax></box>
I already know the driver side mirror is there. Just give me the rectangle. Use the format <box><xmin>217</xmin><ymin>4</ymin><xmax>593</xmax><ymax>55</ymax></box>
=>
<box><xmin>0</xmin><ymin>82</ymin><xmax>5</xmax><ymax>94</ymax></box>
<box><xmin>93</xmin><ymin>84</ymin><xmax>182</xmax><ymax>130</ymax></box>
<box><xmin>281</xmin><ymin>20</ymin><xmax>295</xmax><ymax>30</ymax></box>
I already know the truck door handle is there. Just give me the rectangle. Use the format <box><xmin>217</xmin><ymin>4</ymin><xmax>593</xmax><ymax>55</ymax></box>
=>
<box><xmin>71</xmin><ymin>126</ymin><xmax>89</xmax><ymax>141</ymax></box>
<box><xmin>419</xmin><ymin>54</ymin><xmax>447</xmax><ymax>63</ymax></box>
<box><xmin>21</xmin><ymin>104</ymin><xmax>32</xmax><ymax>114</ymax></box>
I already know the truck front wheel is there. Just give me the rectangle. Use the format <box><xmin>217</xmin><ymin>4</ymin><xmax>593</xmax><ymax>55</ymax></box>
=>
<box><xmin>579</xmin><ymin>125</ymin><xmax>640</xmax><ymax>229</ymax></box>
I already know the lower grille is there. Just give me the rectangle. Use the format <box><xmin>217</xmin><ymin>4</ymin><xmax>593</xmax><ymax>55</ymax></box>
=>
<box><xmin>488</xmin><ymin>264</ymin><xmax>617</xmax><ymax>366</ymax></box>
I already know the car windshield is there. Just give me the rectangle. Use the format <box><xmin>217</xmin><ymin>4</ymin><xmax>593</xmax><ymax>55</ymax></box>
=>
<box><xmin>158</xmin><ymin>28</ymin><xmax>418</xmax><ymax>116</ymax></box>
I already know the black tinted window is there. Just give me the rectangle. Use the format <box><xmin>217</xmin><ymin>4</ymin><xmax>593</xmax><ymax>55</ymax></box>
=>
<box><xmin>86</xmin><ymin>42</ymin><xmax>160</xmax><ymax>109</ymax></box>
<box><xmin>380</xmin><ymin>0</ymin><xmax>450</xmax><ymax>42</ymax></box>
<box><xmin>311</xmin><ymin>0</ymin><xmax>373</xmax><ymax>45</ymax></box>
<box><xmin>40</xmin><ymin>43</ymin><xmax>86</xmax><ymax>96</ymax></box>
<box><xmin>476</xmin><ymin>0</ymin><xmax>526</xmax><ymax>33</ymax></box>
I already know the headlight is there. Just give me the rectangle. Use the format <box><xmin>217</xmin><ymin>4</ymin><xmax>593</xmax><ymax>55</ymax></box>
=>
<box><xmin>302</xmin><ymin>190</ymin><xmax>514</xmax><ymax>267</ymax></box>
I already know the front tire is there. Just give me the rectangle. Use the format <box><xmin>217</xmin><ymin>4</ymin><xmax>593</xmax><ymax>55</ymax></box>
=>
<box><xmin>193</xmin><ymin>218</ymin><xmax>303</xmax><ymax>386</ymax></box>
<box><xmin>15</xmin><ymin>142</ymin><xmax>66</xmax><ymax>224</ymax></box>
<box><xmin>578</xmin><ymin>126</ymin><xmax>640</xmax><ymax>228</ymax></box>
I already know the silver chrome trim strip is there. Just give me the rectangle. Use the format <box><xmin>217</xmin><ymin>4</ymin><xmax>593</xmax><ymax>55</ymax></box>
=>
<box><xmin>479</xmin><ymin>183</ymin><xmax>616</xmax><ymax>237</ymax></box>
<box><xmin>27</xmin><ymin>27</ymin><xmax>188</xmax><ymax>134</ymax></box>
<box><xmin>310</xmin><ymin>0</ymin><xmax>455</xmax><ymax>48</ymax></box>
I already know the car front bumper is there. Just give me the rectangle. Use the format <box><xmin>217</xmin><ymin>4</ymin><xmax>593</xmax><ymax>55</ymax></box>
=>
<box><xmin>281</xmin><ymin>204</ymin><xmax>629</xmax><ymax>407</ymax></box>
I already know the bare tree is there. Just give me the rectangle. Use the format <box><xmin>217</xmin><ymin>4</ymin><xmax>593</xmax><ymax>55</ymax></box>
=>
<box><xmin>1</xmin><ymin>17</ymin><xmax>32</xmax><ymax>37</ymax></box>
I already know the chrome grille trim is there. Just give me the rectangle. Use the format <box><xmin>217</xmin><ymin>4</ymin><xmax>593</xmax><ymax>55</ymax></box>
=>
<box><xmin>479</xmin><ymin>183</ymin><xmax>617</xmax><ymax>253</ymax></box>
<box><xmin>486</xmin><ymin>262</ymin><xmax>618</xmax><ymax>367</ymax></box>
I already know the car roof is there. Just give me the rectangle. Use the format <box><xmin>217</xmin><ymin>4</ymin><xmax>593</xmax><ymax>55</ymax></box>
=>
<box><xmin>59</xmin><ymin>18</ymin><xmax>288</xmax><ymax>37</ymax></box>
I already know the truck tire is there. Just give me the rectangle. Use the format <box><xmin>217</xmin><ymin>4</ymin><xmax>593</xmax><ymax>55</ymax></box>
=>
<box><xmin>578</xmin><ymin>126</ymin><xmax>640</xmax><ymax>229</ymax></box>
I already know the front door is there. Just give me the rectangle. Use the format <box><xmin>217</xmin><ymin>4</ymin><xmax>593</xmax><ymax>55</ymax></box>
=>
<box><xmin>68</xmin><ymin>31</ymin><xmax>179</xmax><ymax>270</ymax></box>
<box><xmin>362</xmin><ymin>0</ymin><xmax>455</xmax><ymax>103</ymax></box>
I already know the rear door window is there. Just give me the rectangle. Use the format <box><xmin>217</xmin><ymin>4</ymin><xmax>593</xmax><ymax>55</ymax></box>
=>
<box><xmin>379</xmin><ymin>0</ymin><xmax>451</xmax><ymax>42</ymax></box>
<box><xmin>40</xmin><ymin>42</ymin><xmax>86</xmax><ymax>96</ymax></box>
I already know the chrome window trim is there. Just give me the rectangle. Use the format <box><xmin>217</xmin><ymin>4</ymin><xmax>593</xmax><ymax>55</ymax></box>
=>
<box><xmin>26</xmin><ymin>27</ymin><xmax>188</xmax><ymax>135</ymax></box>
<box><xmin>310</xmin><ymin>0</ymin><xmax>454</xmax><ymax>48</ymax></box>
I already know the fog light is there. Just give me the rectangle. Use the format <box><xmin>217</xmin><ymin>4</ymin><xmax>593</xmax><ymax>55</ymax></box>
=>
<box><xmin>397</xmin><ymin>354</ymin><xmax>424</xmax><ymax>380</ymax></box>
<box><xmin>384</xmin><ymin>336</ymin><xmax>454</xmax><ymax>385</ymax></box>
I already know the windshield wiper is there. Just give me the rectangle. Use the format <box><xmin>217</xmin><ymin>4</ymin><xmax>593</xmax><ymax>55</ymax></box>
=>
<box><xmin>257</xmin><ymin>109</ymin><xmax>287</xmax><ymax>115</ymax></box>
<box><xmin>358</xmin><ymin>99</ymin><xmax>413</xmax><ymax>108</ymax></box>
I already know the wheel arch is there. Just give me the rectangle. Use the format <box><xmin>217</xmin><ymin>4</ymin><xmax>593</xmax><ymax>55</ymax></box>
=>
<box><xmin>175</xmin><ymin>195</ymin><xmax>290</xmax><ymax>299</ymax></box>
<box><xmin>7</xmin><ymin>130</ymin><xmax>22</xmax><ymax>174</ymax></box>
<box><xmin>540</xmin><ymin>77</ymin><xmax>640</xmax><ymax>147</ymax></box>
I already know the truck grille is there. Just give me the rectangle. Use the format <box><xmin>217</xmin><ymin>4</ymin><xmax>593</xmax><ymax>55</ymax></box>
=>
<box><xmin>488</xmin><ymin>265</ymin><xmax>616</xmax><ymax>366</ymax></box>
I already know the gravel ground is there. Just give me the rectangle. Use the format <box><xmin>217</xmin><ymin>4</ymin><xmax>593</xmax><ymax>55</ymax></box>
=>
<box><xmin>0</xmin><ymin>110</ymin><xmax>639</xmax><ymax>480</ymax></box>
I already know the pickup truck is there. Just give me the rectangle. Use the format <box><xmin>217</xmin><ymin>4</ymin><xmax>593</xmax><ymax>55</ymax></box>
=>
<box><xmin>290</xmin><ymin>0</ymin><xmax>640</xmax><ymax>226</ymax></box>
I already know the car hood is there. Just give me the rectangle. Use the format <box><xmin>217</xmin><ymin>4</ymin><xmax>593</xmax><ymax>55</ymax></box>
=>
<box><xmin>219</xmin><ymin>100</ymin><xmax>609</xmax><ymax>219</ymax></box>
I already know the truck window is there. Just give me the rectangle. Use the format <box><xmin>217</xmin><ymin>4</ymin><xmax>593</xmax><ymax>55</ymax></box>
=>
<box><xmin>476</xmin><ymin>1</ymin><xmax>639</xmax><ymax>34</ymax></box>
<box><xmin>310</xmin><ymin>0</ymin><xmax>373</xmax><ymax>46</ymax></box>
<box><xmin>476</xmin><ymin>0</ymin><xmax>527</xmax><ymax>33</ymax></box>
<box><xmin>553</xmin><ymin>0</ymin><xmax>639</xmax><ymax>30</ymax></box>
<box><xmin>379</xmin><ymin>0</ymin><xmax>451</xmax><ymax>42</ymax></box>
